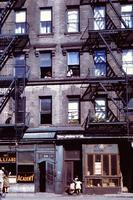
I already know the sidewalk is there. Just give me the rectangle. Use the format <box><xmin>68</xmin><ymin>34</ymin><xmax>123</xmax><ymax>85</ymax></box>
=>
<box><xmin>3</xmin><ymin>192</ymin><xmax>133</xmax><ymax>200</ymax></box>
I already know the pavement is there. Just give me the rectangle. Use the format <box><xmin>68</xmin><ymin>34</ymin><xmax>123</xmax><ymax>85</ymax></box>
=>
<box><xmin>2</xmin><ymin>193</ymin><xmax>133</xmax><ymax>200</ymax></box>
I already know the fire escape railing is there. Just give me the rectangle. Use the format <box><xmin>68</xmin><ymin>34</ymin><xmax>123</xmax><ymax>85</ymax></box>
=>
<box><xmin>80</xmin><ymin>1</ymin><xmax>133</xmax><ymax>131</ymax></box>
<box><xmin>0</xmin><ymin>0</ymin><xmax>30</xmax><ymax>135</ymax></box>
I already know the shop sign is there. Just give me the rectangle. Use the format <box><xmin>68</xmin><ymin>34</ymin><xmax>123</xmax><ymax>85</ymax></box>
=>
<box><xmin>57</xmin><ymin>134</ymin><xmax>84</xmax><ymax>139</ymax></box>
<box><xmin>95</xmin><ymin>162</ymin><xmax>102</xmax><ymax>175</ymax></box>
<box><xmin>0</xmin><ymin>156</ymin><xmax>16</xmax><ymax>163</ymax></box>
<box><xmin>17</xmin><ymin>174</ymin><xmax>34</xmax><ymax>182</ymax></box>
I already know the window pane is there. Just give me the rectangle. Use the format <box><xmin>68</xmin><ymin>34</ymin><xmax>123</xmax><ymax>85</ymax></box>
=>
<box><xmin>67</xmin><ymin>52</ymin><xmax>79</xmax><ymax>65</ymax></box>
<box><xmin>111</xmin><ymin>155</ymin><xmax>117</xmax><ymax>175</ymax></box>
<box><xmin>122</xmin><ymin>49</ymin><xmax>133</xmax><ymax>74</ymax></box>
<box><xmin>121</xmin><ymin>5</ymin><xmax>133</xmax><ymax>28</ymax></box>
<box><xmin>67</xmin><ymin>10</ymin><xmax>79</xmax><ymax>32</ymax></box>
<box><xmin>87</xmin><ymin>155</ymin><xmax>93</xmax><ymax>175</ymax></box>
<box><xmin>95</xmin><ymin>99</ymin><xmax>106</xmax><ymax>120</ymax></box>
<box><xmin>40</xmin><ymin>10</ymin><xmax>51</xmax><ymax>21</ymax></box>
<box><xmin>40</xmin><ymin>53</ymin><xmax>51</xmax><ymax>67</ymax></box>
<box><xmin>94</xmin><ymin>50</ymin><xmax>106</xmax><ymax>76</ymax></box>
<box><xmin>68</xmin><ymin>99</ymin><xmax>79</xmax><ymax>124</ymax></box>
<box><xmin>103</xmin><ymin>155</ymin><xmax>109</xmax><ymax>175</ymax></box>
<box><xmin>41</xmin><ymin>98</ymin><xmax>51</xmax><ymax>113</ymax></box>
<box><xmin>15</xmin><ymin>54</ymin><xmax>25</xmax><ymax>77</ymax></box>
<box><xmin>16</xmin><ymin>11</ymin><xmax>26</xmax><ymax>22</ymax></box>
<box><xmin>94</xmin><ymin>7</ymin><xmax>105</xmax><ymax>30</ymax></box>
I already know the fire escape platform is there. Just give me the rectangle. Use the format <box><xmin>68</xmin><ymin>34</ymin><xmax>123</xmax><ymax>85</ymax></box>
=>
<box><xmin>84</xmin><ymin>121</ymin><xmax>128</xmax><ymax>136</ymax></box>
<box><xmin>82</xmin><ymin>29</ymin><xmax>133</xmax><ymax>51</ymax></box>
<box><xmin>0</xmin><ymin>34</ymin><xmax>29</xmax><ymax>50</ymax></box>
<box><xmin>0</xmin><ymin>123</ymin><xmax>28</xmax><ymax>140</ymax></box>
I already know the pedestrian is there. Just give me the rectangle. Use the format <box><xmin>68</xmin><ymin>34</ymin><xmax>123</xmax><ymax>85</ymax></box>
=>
<box><xmin>74</xmin><ymin>177</ymin><xmax>82</xmax><ymax>195</ymax></box>
<box><xmin>66</xmin><ymin>180</ymin><xmax>75</xmax><ymax>195</ymax></box>
<box><xmin>3</xmin><ymin>169</ymin><xmax>10</xmax><ymax>193</ymax></box>
<box><xmin>0</xmin><ymin>167</ymin><xmax>4</xmax><ymax>195</ymax></box>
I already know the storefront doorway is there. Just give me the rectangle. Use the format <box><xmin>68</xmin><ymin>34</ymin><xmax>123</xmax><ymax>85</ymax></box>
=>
<box><xmin>64</xmin><ymin>148</ymin><xmax>82</xmax><ymax>190</ymax></box>
<box><xmin>39</xmin><ymin>161</ymin><xmax>46</xmax><ymax>192</ymax></box>
<box><xmin>39</xmin><ymin>161</ymin><xmax>55</xmax><ymax>193</ymax></box>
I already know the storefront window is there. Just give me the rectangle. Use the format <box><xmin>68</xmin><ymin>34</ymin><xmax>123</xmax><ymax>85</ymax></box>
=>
<box><xmin>17</xmin><ymin>165</ymin><xmax>34</xmax><ymax>183</ymax></box>
<box><xmin>86</xmin><ymin>153</ymin><xmax>120</xmax><ymax>188</ymax></box>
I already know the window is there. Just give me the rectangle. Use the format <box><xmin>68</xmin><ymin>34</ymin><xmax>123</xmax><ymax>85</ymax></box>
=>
<box><xmin>67</xmin><ymin>51</ymin><xmax>80</xmax><ymax>77</ymax></box>
<box><xmin>14</xmin><ymin>54</ymin><xmax>26</xmax><ymax>78</ymax></box>
<box><xmin>94</xmin><ymin>50</ymin><xmax>106</xmax><ymax>76</ymax></box>
<box><xmin>122</xmin><ymin>49</ymin><xmax>133</xmax><ymax>74</ymax></box>
<box><xmin>121</xmin><ymin>5</ymin><xmax>133</xmax><ymax>28</ymax></box>
<box><xmin>86</xmin><ymin>154</ymin><xmax>119</xmax><ymax>188</ymax></box>
<box><xmin>95</xmin><ymin>98</ymin><xmax>106</xmax><ymax>121</ymax></box>
<box><xmin>40</xmin><ymin>97</ymin><xmax>52</xmax><ymax>124</ymax></box>
<box><xmin>40</xmin><ymin>52</ymin><xmax>52</xmax><ymax>78</ymax></box>
<box><xmin>15</xmin><ymin>10</ymin><xmax>26</xmax><ymax>34</ymax></box>
<box><xmin>68</xmin><ymin>97</ymin><xmax>80</xmax><ymax>124</ymax></box>
<box><xmin>94</xmin><ymin>6</ymin><xmax>105</xmax><ymax>30</ymax></box>
<box><xmin>67</xmin><ymin>9</ymin><xmax>79</xmax><ymax>32</ymax></box>
<box><xmin>40</xmin><ymin>8</ymin><xmax>52</xmax><ymax>34</ymax></box>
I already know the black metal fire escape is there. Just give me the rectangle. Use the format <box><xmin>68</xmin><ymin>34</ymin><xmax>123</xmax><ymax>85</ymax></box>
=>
<box><xmin>80</xmin><ymin>0</ymin><xmax>133</xmax><ymax>137</ymax></box>
<box><xmin>0</xmin><ymin>0</ymin><xmax>29</xmax><ymax>140</ymax></box>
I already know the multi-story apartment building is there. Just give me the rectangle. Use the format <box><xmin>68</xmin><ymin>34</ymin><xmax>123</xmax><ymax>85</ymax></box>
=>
<box><xmin>0</xmin><ymin>0</ymin><xmax>133</xmax><ymax>195</ymax></box>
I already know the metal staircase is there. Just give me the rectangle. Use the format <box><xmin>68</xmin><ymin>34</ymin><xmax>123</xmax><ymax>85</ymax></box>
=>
<box><xmin>0</xmin><ymin>0</ymin><xmax>29</xmax><ymax>140</ymax></box>
<box><xmin>80</xmin><ymin>0</ymin><xmax>133</xmax><ymax>135</ymax></box>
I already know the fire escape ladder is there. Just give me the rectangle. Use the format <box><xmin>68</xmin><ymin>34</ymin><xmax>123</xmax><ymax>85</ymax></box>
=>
<box><xmin>107</xmin><ymin>105</ymin><xmax>118</xmax><ymax>122</ymax></box>
<box><xmin>81</xmin><ymin>84</ymin><xmax>97</xmax><ymax>101</ymax></box>
<box><xmin>106</xmin><ymin>13</ymin><xmax>117</xmax><ymax>30</ymax></box>
<box><xmin>99</xmin><ymin>82</ymin><xmax>123</xmax><ymax>114</ymax></box>
<box><xmin>0</xmin><ymin>36</ymin><xmax>17</xmax><ymax>70</ymax></box>
<box><xmin>108</xmin><ymin>0</ymin><xmax>128</xmax><ymax>29</ymax></box>
<box><xmin>0</xmin><ymin>79</ymin><xmax>15</xmax><ymax>114</ymax></box>
<box><xmin>98</xmin><ymin>32</ymin><xmax>126</xmax><ymax>76</ymax></box>
<box><xmin>112</xmin><ymin>84</ymin><xmax>127</xmax><ymax>106</ymax></box>
<box><xmin>106</xmin><ymin>61</ymin><xmax>117</xmax><ymax>78</ymax></box>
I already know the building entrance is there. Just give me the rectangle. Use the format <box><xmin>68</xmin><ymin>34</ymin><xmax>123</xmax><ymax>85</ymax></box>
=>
<box><xmin>39</xmin><ymin>161</ymin><xmax>46</xmax><ymax>192</ymax></box>
<box><xmin>39</xmin><ymin>161</ymin><xmax>55</xmax><ymax>193</ymax></box>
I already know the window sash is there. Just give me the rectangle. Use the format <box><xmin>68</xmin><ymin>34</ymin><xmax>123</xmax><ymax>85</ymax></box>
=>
<box><xmin>68</xmin><ymin>100</ymin><xmax>79</xmax><ymax>123</ymax></box>
<box><xmin>122</xmin><ymin>49</ymin><xmax>133</xmax><ymax>74</ymax></box>
<box><xmin>40</xmin><ymin>52</ymin><xmax>52</xmax><ymax>67</ymax></box>
<box><xmin>94</xmin><ymin>50</ymin><xmax>106</xmax><ymax>76</ymax></box>
<box><xmin>67</xmin><ymin>9</ymin><xmax>79</xmax><ymax>32</ymax></box>
<box><xmin>15</xmin><ymin>11</ymin><xmax>26</xmax><ymax>23</ymax></box>
<box><xmin>95</xmin><ymin>99</ymin><xmax>106</xmax><ymax>119</ymax></box>
<box><xmin>94</xmin><ymin>6</ymin><xmax>105</xmax><ymax>30</ymax></box>
<box><xmin>40</xmin><ymin>9</ymin><xmax>52</xmax><ymax>33</ymax></box>
<box><xmin>67</xmin><ymin>52</ymin><xmax>79</xmax><ymax>65</ymax></box>
<box><xmin>121</xmin><ymin>5</ymin><xmax>133</xmax><ymax>28</ymax></box>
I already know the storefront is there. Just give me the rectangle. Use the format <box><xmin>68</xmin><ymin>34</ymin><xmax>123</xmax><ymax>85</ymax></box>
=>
<box><xmin>82</xmin><ymin>144</ymin><xmax>122</xmax><ymax>194</ymax></box>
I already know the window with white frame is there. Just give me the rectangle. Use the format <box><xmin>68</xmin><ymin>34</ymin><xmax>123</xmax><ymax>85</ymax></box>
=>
<box><xmin>68</xmin><ymin>97</ymin><xmax>80</xmax><ymax>124</ymax></box>
<box><xmin>15</xmin><ymin>54</ymin><xmax>26</xmax><ymax>78</ymax></box>
<box><xmin>95</xmin><ymin>98</ymin><xmax>106</xmax><ymax>121</ymax></box>
<box><xmin>121</xmin><ymin>5</ymin><xmax>133</xmax><ymax>28</ymax></box>
<box><xmin>40</xmin><ymin>96</ymin><xmax>52</xmax><ymax>124</ymax></box>
<box><xmin>122</xmin><ymin>49</ymin><xmax>133</xmax><ymax>74</ymax></box>
<box><xmin>94</xmin><ymin>6</ymin><xmax>105</xmax><ymax>30</ymax></box>
<box><xmin>67</xmin><ymin>9</ymin><xmax>79</xmax><ymax>32</ymax></box>
<box><xmin>40</xmin><ymin>8</ymin><xmax>52</xmax><ymax>34</ymax></box>
<box><xmin>15</xmin><ymin>10</ymin><xmax>26</xmax><ymax>34</ymax></box>
<box><xmin>94</xmin><ymin>50</ymin><xmax>106</xmax><ymax>77</ymax></box>
<box><xmin>40</xmin><ymin>52</ymin><xmax>52</xmax><ymax>78</ymax></box>
<box><xmin>67</xmin><ymin>51</ymin><xmax>80</xmax><ymax>77</ymax></box>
